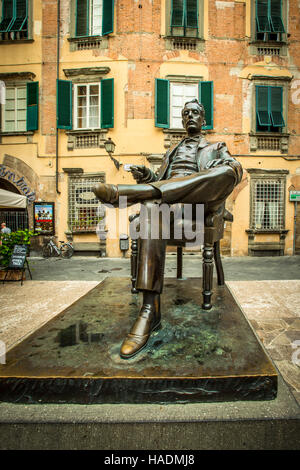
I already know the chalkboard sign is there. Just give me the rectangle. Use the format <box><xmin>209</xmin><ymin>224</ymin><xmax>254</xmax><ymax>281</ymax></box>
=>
<box><xmin>8</xmin><ymin>245</ymin><xmax>27</xmax><ymax>269</ymax></box>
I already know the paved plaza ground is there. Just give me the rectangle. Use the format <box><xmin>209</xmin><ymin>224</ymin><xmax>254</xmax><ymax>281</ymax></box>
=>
<box><xmin>0</xmin><ymin>254</ymin><xmax>299</xmax><ymax>406</ymax></box>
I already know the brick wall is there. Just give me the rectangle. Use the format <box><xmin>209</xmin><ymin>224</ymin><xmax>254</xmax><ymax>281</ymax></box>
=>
<box><xmin>41</xmin><ymin>0</ymin><xmax>58</xmax><ymax>154</ymax></box>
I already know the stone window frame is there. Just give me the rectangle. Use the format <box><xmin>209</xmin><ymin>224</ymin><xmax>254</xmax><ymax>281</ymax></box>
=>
<box><xmin>164</xmin><ymin>0</ymin><xmax>205</xmax><ymax>52</ymax></box>
<box><xmin>248</xmin><ymin>168</ymin><xmax>288</xmax><ymax>232</ymax></box>
<box><xmin>249</xmin><ymin>0</ymin><xmax>288</xmax><ymax>57</ymax></box>
<box><xmin>0</xmin><ymin>0</ymin><xmax>34</xmax><ymax>43</ymax></box>
<box><xmin>0</xmin><ymin>72</ymin><xmax>36</xmax><ymax>139</ymax></box>
<box><xmin>249</xmin><ymin>74</ymin><xmax>291</xmax><ymax>154</ymax></box>
<box><xmin>63</xmin><ymin>67</ymin><xmax>110</xmax><ymax>150</ymax></box>
<box><xmin>65</xmin><ymin>168</ymin><xmax>106</xmax><ymax>235</ymax></box>
<box><xmin>68</xmin><ymin>0</ymin><xmax>109</xmax><ymax>52</ymax></box>
<box><xmin>246</xmin><ymin>168</ymin><xmax>289</xmax><ymax>255</ymax></box>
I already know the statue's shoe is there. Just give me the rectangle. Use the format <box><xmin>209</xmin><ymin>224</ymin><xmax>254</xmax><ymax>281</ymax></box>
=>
<box><xmin>120</xmin><ymin>302</ymin><xmax>161</xmax><ymax>359</ymax></box>
<box><xmin>93</xmin><ymin>183</ymin><xmax>119</xmax><ymax>205</ymax></box>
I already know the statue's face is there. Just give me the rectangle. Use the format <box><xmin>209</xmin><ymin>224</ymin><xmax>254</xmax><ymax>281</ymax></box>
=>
<box><xmin>182</xmin><ymin>103</ymin><xmax>204</xmax><ymax>134</ymax></box>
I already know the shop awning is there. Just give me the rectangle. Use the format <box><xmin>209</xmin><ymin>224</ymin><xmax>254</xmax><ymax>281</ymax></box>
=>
<box><xmin>0</xmin><ymin>188</ymin><xmax>27</xmax><ymax>209</ymax></box>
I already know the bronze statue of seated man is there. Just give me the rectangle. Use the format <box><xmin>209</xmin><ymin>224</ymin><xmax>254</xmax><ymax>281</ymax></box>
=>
<box><xmin>93</xmin><ymin>99</ymin><xmax>243</xmax><ymax>360</ymax></box>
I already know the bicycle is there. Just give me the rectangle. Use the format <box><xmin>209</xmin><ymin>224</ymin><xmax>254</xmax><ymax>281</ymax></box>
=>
<box><xmin>42</xmin><ymin>236</ymin><xmax>74</xmax><ymax>258</ymax></box>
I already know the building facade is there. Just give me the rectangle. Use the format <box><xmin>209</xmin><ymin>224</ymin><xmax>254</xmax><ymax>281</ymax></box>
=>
<box><xmin>0</xmin><ymin>0</ymin><xmax>299</xmax><ymax>257</ymax></box>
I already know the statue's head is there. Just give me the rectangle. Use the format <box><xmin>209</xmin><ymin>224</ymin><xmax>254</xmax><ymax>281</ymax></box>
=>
<box><xmin>182</xmin><ymin>99</ymin><xmax>206</xmax><ymax>135</ymax></box>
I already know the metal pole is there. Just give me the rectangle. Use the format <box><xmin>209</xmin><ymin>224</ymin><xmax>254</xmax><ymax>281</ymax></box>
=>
<box><xmin>293</xmin><ymin>201</ymin><xmax>297</xmax><ymax>256</ymax></box>
<box><xmin>56</xmin><ymin>0</ymin><xmax>61</xmax><ymax>194</ymax></box>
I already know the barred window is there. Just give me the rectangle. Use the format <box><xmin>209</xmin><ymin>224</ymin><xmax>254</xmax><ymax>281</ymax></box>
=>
<box><xmin>69</xmin><ymin>175</ymin><xmax>105</xmax><ymax>232</ymax></box>
<box><xmin>251</xmin><ymin>178</ymin><xmax>285</xmax><ymax>230</ymax></box>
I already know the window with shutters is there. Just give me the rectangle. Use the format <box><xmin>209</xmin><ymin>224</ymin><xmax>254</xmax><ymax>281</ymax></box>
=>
<box><xmin>3</xmin><ymin>86</ymin><xmax>26</xmax><ymax>132</ymax></box>
<box><xmin>250</xmin><ymin>0</ymin><xmax>287</xmax><ymax>55</ymax></box>
<box><xmin>249</xmin><ymin>77</ymin><xmax>289</xmax><ymax>153</ymax></box>
<box><xmin>1</xmin><ymin>81</ymin><xmax>38</xmax><ymax>133</ymax></box>
<box><xmin>170</xmin><ymin>0</ymin><xmax>198</xmax><ymax>38</ymax></box>
<box><xmin>0</xmin><ymin>0</ymin><xmax>32</xmax><ymax>41</ymax></box>
<box><xmin>69</xmin><ymin>0</ymin><xmax>113</xmax><ymax>49</ymax></box>
<box><xmin>164</xmin><ymin>0</ymin><xmax>204</xmax><ymax>51</ymax></box>
<box><xmin>57</xmin><ymin>71</ymin><xmax>114</xmax><ymax>150</ymax></box>
<box><xmin>155</xmin><ymin>76</ymin><xmax>213</xmax><ymax>147</ymax></box>
<box><xmin>256</xmin><ymin>85</ymin><xmax>285</xmax><ymax>133</ymax></box>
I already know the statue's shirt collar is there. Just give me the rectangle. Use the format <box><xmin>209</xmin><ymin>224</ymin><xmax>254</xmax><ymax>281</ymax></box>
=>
<box><xmin>180</xmin><ymin>135</ymin><xmax>208</xmax><ymax>148</ymax></box>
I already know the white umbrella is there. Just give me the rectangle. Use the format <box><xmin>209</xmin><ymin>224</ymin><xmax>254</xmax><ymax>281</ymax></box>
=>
<box><xmin>0</xmin><ymin>188</ymin><xmax>27</xmax><ymax>209</ymax></box>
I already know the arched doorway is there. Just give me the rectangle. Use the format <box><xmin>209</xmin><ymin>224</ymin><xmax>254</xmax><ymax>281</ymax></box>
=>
<box><xmin>0</xmin><ymin>178</ymin><xmax>29</xmax><ymax>231</ymax></box>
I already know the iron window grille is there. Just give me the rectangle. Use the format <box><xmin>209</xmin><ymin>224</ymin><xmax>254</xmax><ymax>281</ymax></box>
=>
<box><xmin>69</xmin><ymin>175</ymin><xmax>105</xmax><ymax>233</ymax></box>
<box><xmin>251</xmin><ymin>178</ymin><xmax>285</xmax><ymax>230</ymax></box>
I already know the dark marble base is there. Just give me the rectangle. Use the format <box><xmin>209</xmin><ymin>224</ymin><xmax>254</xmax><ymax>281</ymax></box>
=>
<box><xmin>0</xmin><ymin>278</ymin><xmax>277</xmax><ymax>404</ymax></box>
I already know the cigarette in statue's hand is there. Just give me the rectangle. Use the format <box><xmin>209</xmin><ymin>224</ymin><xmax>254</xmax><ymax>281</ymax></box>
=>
<box><xmin>123</xmin><ymin>164</ymin><xmax>132</xmax><ymax>171</ymax></box>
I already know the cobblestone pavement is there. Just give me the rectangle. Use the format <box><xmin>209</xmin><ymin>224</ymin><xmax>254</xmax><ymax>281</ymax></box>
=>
<box><xmin>26</xmin><ymin>254</ymin><xmax>300</xmax><ymax>281</ymax></box>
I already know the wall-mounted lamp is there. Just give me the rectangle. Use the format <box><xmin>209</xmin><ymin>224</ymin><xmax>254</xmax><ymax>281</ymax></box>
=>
<box><xmin>104</xmin><ymin>137</ymin><xmax>121</xmax><ymax>170</ymax></box>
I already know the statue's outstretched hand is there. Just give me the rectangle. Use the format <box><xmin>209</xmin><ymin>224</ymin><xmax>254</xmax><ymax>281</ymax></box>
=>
<box><xmin>130</xmin><ymin>165</ymin><xmax>151</xmax><ymax>183</ymax></box>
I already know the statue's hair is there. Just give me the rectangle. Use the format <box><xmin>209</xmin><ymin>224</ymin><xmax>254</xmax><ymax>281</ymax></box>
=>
<box><xmin>182</xmin><ymin>98</ymin><xmax>205</xmax><ymax>118</ymax></box>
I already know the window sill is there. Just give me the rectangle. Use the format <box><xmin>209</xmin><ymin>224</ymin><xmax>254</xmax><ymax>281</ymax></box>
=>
<box><xmin>68</xmin><ymin>35</ymin><xmax>108</xmax><ymax>51</ymax></box>
<box><xmin>246</xmin><ymin>229</ymin><xmax>288</xmax><ymax>235</ymax></box>
<box><xmin>163</xmin><ymin>36</ymin><xmax>205</xmax><ymax>52</ymax></box>
<box><xmin>71</xmin><ymin>229</ymin><xmax>98</xmax><ymax>234</ymax></box>
<box><xmin>0</xmin><ymin>38</ymin><xmax>33</xmax><ymax>44</ymax></box>
<box><xmin>0</xmin><ymin>131</ymin><xmax>34</xmax><ymax>136</ymax></box>
<box><xmin>246</xmin><ymin>229</ymin><xmax>289</xmax><ymax>255</ymax></box>
<box><xmin>249</xmin><ymin>133</ymin><xmax>289</xmax><ymax>153</ymax></box>
<box><xmin>66</xmin><ymin>129</ymin><xmax>108</xmax><ymax>150</ymax></box>
<box><xmin>249</xmin><ymin>40</ymin><xmax>287</xmax><ymax>57</ymax></box>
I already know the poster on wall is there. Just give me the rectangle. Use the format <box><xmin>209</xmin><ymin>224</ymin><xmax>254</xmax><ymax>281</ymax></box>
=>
<box><xmin>34</xmin><ymin>202</ymin><xmax>54</xmax><ymax>235</ymax></box>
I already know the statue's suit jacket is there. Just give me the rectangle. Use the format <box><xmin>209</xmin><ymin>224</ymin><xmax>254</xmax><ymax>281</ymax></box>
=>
<box><xmin>143</xmin><ymin>136</ymin><xmax>243</xmax><ymax>185</ymax></box>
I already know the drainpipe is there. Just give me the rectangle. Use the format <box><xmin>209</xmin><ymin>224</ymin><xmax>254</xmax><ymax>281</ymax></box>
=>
<box><xmin>56</xmin><ymin>0</ymin><xmax>61</xmax><ymax>194</ymax></box>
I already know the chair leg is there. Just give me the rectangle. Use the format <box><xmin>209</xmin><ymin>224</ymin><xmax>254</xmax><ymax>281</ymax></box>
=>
<box><xmin>130</xmin><ymin>238</ymin><xmax>139</xmax><ymax>294</ymax></box>
<box><xmin>177</xmin><ymin>246</ymin><xmax>183</xmax><ymax>279</ymax></box>
<box><xmin>214</xmin><ymin>241</ymin><xmax>225</xmax><ymax>286</ymax></box>
<box><xmin>202</xmin><ymin>243</ymin><xmax>214</xmax><ymax>310</ymax></box>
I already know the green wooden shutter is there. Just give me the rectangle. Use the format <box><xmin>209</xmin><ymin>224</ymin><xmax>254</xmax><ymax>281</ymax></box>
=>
<box><xmin>76</xmin><ymin>0</ymin><xmax>89</xmax><ymax>37</ymax></box>
<box><xmin>26</xmin><ymin>81</ymin><xmax>38</xmax><ymax>131</ymax></box>
<box><xmin>186</xmin><ymin>0</ymin><xmax>198</xmax><ymax>29</ymax></box>
<box><xmin>0</xmin><ymin>0</ymin><xmax>14</xmax><ymax>32</ymax></box>
<box><xmin>155</xmin><ymin>78</ymin><xmax>169</xmax><ymax>129</ymax></box>
<box><xmin>101</xmin><ymin>78</ymin><xmax>114</xmax><ymax>128</ymax></box>
<box><xmin>199</xmin><ymin>81</ymin><xmax>213</xmax><ymax>130</ymax></box>
<box><xmin>102</xmin><ymin>0</ymin><xmax>114</xmax><ymax>35</ymax></box>
<box><xmin>171</xmin><ymin>0</ymin><xmax>184</xmax><ymax>27</ymax></box>
<box><xmin>9</xmin><ymin>0</ymin><xmax>27</xmax><ymax>32</ymax></box>
<box><xmin>270</xmin><ymin>0</ymin><xmax>285</xmax><ymax>32</ymax></box>
<box><xmin>256</xmin><ymin>85</ymin><xmax>271</xmax><ymax>127</ymax></box>
<box><xmin>256</xmin><ymin>0</ymin><xmax>271</xmax><ymax>32</ymax></box>
<box><xmin>57</xmin><ymin>79</ymin><xmax>72</xmax><ymax>129</ymax></box>
<box><xmin>270</xmin><ymin>86</ymin><xmax>285</xmax><ymax>127</ymax></box>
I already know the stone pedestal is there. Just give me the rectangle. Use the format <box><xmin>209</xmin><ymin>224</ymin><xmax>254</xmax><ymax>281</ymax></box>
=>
<box><xmin>0</xmin><ymin>277</ymin><xmax>277</xmax><ymax>404</ymax></box>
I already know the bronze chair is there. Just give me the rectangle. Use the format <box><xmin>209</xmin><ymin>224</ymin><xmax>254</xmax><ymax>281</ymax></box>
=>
<box><xmin>129</xmin><ymin>207</ymin><xmax>233</xmax><ymax>310</ymax></box>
